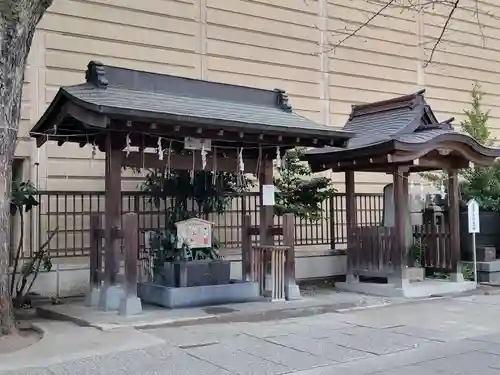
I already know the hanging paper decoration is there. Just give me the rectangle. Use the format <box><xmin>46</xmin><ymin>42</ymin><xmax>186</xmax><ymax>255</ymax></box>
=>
<box><xmin>255</xmin><ymin>145</ymin><xmax>262</xmax><ymax>177</ymax></box>
<box><xmin>236</xmin><ymin>148</ymin><xmax>245</xmax><ymax>188</ymax></box>
<box><xmin>276</xmin><ymin>146</ymin><xmax>281</xmax><ymax>168</ymax></box>
<box><xmin>212</xmin><ymin>146</ymin><xmax>218</xmax><ymax>184</ymax></box>
<box><xmin>201</xmin><ymin>144</ymin><xmax>207</xmax><ymax>170</ymax></box>
<box><xmin>91</xmin><ymin>143</ymin><xmax>97</xmax><ymax>159</ymax></box>
<box><xmin>157</xmin><ymin>137</ymin><xmax>164</xmax><ymax>161</ymax></box>
<box><xmin>440</xmin><ymin>181</ymin><xmax>446</xmax><ymax>199</ymax></box>
<box><xmin>166</xmin><ymin>140</ymin><xmax>172</xmax><ymax>175</ymax></box>
<box><xmin>238</xmin><ymin>148</ymin><xmax>245</xmax><ymax>173</ymax></box>
<box><xmin>125</xmin><ymin>133</ymin><xmax>132</xmax><ymax>157</ymax></box>
<box><xmin>190</xmin><ymin>152</ymin><xmax>195</xmax><ymax>183</ymax></box>
<box><xmin>409</xmin><ymin>179</ymin><xmax>415</xmax><ymax>199</ymax></box>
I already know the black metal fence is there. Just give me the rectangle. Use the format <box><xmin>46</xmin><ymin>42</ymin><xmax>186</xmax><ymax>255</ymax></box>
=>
<box><xmin>29</xmin><ymin>191</ymin><xmax>384</xmax><ymax>258</ymax></box>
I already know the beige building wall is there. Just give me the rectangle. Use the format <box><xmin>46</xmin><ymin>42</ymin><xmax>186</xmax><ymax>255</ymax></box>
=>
<box><xmin>16</xmin><ymin>0</ymin><xmax>500</xmax><ymax>194</ymax></box>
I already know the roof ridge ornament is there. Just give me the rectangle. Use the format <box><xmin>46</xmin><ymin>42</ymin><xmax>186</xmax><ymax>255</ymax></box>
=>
<box><xmin>85</xmin><ymin>61</ymin><xmax>108</xmax><ymax>89</ymax></box>
<box><xmin>274</xmin><ymin>88</ymin><xmax>292</xmax><ymax>112</ymax></box>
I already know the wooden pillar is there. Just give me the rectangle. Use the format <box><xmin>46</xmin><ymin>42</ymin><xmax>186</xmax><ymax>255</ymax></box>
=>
<box><xmin>104</xmin><ymin>136</ymin><xmax>122</xmax><ymax>286</ymax></box>
<box><xmin>241</xmin><ymin>214</ymin><xmax>252</xmax><ymax>281</ymax></box>
<box><xmin>283</xmin><ymin>213</ymin><xmax>295</xmax><ymax>283</ymax></box>
<box><xmin>329</xmin><ymin>196</ymin><xmax>336</xmax><ymax>251</ymax></box>
<box><xmin>122</xmin><ymin>213</ymin><xmax>139</xmax><ymax>298</ymax></box>
<box><xmin>345</xmin><ymin>171</ymin><xmax>356</xmax><ymax>277</ymax></box>
<box><xmin>118</xmin><ymin>212</ymin><xmax>142</xmax><ymax>316</ymax></box>
<box><xmin>99</xmin><ymin>135</ymin><xmax>123</xmax><ymax>311</ymax></box>
<box><xmin>283</xmin><ymin>213</ymin><xmax>300</xmax><ymax>299</ymax></box>
<box><xmin>393</xmin><ymin>168</ymin><xmax>406</xmax><ymax>274</ymax></box>
<box><xmin>259</xmin><ymin>158</ymin><xmax>274</xmax><ymax>246</ymax></box>
<box><xmin>89</xmin><ymin>214</ymin><xmax>102</xmax><ymax>289</ymax></box>
<box><xmin>85</xmin><ymin>213</ymin><xmax>102</xmax><ymax>307</ymax></box>
<box><xmin>447</xmin><ymin>169</ymin><xmax>462</xmax><ymax>279</ymax></box>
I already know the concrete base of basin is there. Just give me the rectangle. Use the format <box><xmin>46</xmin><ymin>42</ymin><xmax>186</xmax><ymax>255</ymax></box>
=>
<box><xmin>137</xmin><ymin>280</ymin><xmax>262</xmax><ymax>309</ymax></box>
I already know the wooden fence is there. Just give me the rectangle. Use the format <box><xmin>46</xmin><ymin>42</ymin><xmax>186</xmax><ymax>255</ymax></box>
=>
<box><xmin>21</xmin><ymin>191</ymin><xmax>384</xmax><ymax>258</ymax></box>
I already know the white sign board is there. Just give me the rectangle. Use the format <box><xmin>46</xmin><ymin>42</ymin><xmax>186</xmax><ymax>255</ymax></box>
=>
<box><xmin>175</xmin><ymin>218</ymin><xmax>213</xmax><ymax>249</ymax></box>
<box><xmin>467</xmin><ymin>199</ymin><xmax>480</xmax><ymax>234</ymax></box>
<box><xmin>184</xmin><ymin>137</ymin><xmax>212</xmax><ymax>151</ymax></box>
<box><xmin>262</xmin><ymin>184</ymin><xmax>275</xmax><ymax>206</ymax></box>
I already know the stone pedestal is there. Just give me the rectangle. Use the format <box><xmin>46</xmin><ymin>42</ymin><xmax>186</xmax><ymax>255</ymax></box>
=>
<box><xmin>84</xmin><ymin>286</ymin><xmax>100</xmax><ymax>307</ymax></box>
<box><xmin>118</xmin><ymin>296</ymin><xmax>142</xmax><ymax>316</ymax></box>
<box><xmin>138</xmin><ymin>281</ymin><xmax>261</xmax><ymax>309</ymax></box>
<box><xmin>464</xmin><ymin>259</ymin><xmax>500</xmax><ymax>284</ymax></box>
<box><xmin>99</xmin><ymin>284</ymin><xmax>124</xmax><ymax>311</ymax></box>
<box><xmin>406</xmin><ymin>267</ymin><xmax>424</xmax><ymax>282</ymax></box>
<box><xmin>477</xmin><ymin>247</ymin><xmax>496</xmax><ymax>262</ymax></box>
<box><xmin>285</xmin><ymin>283</ymin><xmax>301</xmax><ymax>300</ymax></box>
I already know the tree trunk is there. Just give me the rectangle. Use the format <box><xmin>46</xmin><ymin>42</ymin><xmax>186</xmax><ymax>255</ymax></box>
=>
<box><xmin>0</xmin><ymin>0</ymin><xmax>52</xmax><ymax>335</ymax></box>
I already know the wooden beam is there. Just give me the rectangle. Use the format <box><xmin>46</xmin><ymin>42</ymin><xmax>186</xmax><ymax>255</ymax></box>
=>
<box><xmin>111</xmin><ymin>120</ymin><xmax>339</xmax><ymax>148</ymax></box>
<box><xmin>121</xmin><ymin>152</ymin><xmax>257</xmax><ymax>173</ymax></box>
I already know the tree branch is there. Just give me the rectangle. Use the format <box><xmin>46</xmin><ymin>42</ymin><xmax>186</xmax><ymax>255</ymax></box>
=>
<box><xmin>324</xmin><ymin>0</ymin><xmax>396</xmax><ymax>54</ymax></box>
<box><xmin>424</xmin><ymin>0</ymin><xmax>460</xmax><ymax>67</ymax></box>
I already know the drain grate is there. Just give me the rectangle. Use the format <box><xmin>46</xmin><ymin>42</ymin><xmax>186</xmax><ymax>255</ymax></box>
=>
<box><xmin>203</xmin><ymin>306</ymin><xmax>239</xmax><ymax>315</ymax></box>
<box><xmin>178</xmin><ymin>341</ymin><xmax>219</xmax><ymax>349</ymax></box>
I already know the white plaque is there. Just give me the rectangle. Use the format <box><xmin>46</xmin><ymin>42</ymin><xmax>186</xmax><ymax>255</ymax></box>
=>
<box><xmin>184</xmin><ymin>137</ymin><xmax>212</xmax><ymax>151</ymax></box>
<box><xmin>467</xmin><ymin>199</ymin><xmax>480</xmax><ymax>234</ymax></box>
<box><xmin>175</xmin><ymin>218</ymin><xmax>213</xmax><ymax>248</ymax></box>
<box><xmin>262</xmin><ymin>184</ymin><xmax>275</xmax><ymax>206</ymax></box>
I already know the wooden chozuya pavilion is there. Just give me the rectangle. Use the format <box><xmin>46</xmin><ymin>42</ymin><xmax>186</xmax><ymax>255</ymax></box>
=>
<box><xmin>304</xmin><ymin>90</ymin><xmax>500</xmax><ymax>297</ymax></box>
<box><xmin>29</xmin><ymin>61</ymin><xmax>353</xmax><ymax>311</ymax></box>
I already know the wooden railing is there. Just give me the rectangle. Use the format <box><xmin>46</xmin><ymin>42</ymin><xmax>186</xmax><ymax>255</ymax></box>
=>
<box><xmin>251</xmin><ymin>245</ymin><xmax>289</xmax><ymax>300</ymax></box>
<box><xmin>242</xmin><ymin>213</ymin><xmax>297</xmax><ymax>301</ymax></box>
<box><xmin>414</xmin><ymin>223</ymin><xmax>452</xmax><ymax>270</ymax></box>
<box><xmin>348</xmin><ymin>226</ymin><xmax>397</xmax><ymax>274</ymax></box>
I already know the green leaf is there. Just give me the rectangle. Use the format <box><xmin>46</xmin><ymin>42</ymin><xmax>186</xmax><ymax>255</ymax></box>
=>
<box><xmin>274</xmin><ymin>148</ymin><xmax>336</xmax><ymax>221</ymax></box>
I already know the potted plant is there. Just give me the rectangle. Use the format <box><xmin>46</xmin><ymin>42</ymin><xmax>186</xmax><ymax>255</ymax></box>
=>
<box><xmin>406</xmin><ymin>240</ymin><xmax>425</xmax><ymax>282</ymax></box>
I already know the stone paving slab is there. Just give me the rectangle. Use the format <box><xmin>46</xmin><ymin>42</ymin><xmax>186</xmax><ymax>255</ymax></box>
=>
<box><xmin>286</xmin><ymin>338</ymin><xmax>492</xmax><ymax>375</ymax></box>
<box><xmin>326</xmin><ymin>326</ymin><xmax>433</xmax><ymax>355</ymax></box>
<box><xmin>46</xmin><ymin>346</ymin><xmax>233</xmax><ymax>375</ymax></box>
<box><xmin>265</xmin><ymin>334</ymin><xmax>373</xmax><ymax>363</ymax></box>
<box><xmin>183</xmin><ymin>342</ymin><xmax>289</xmax><ymax>375</ymax></box>
<box><xmin>407</xmin><ymin>350</ymin><xmax>500</xmax><ymax>374</ymax></box>
<box><xmin>0</xmin><ymin>321</ymin><xmax>164</xmax><ymax>372</ymax></box>
<box><xmin>228</xmin><ymin>334</ymin><xmax>334</xmax><ymax>371</ymax></box>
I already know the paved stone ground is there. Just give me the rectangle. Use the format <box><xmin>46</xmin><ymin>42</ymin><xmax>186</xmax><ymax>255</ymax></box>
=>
<box><xmin>5</xmin><ymin>293</ymin><xmax>500</xmax><ymax>374</ymax></box>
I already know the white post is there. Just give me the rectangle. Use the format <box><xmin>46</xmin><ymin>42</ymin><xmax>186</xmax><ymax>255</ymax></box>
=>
<box><xmin>472</xmin><ymin>232</ymin><xmax>477</xmax><ymax>283</ymax></box>
<box><xmin>467</xmin><ymin>199</ymin><xmax>480</xmax><ymax>284</ymax></box>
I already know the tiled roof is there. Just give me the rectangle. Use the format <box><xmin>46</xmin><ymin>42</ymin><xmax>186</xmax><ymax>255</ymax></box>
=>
<box><xmin>62</xmin><ymin>83</ymin><xmax>342</xmax><ymax>135</ymax></box>
<box><xmin>30</xmin><ymin>61</ymin><xmax>352</xmax><ymax>147</ymax></box>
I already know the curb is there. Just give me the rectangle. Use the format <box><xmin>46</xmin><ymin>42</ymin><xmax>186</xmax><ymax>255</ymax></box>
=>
<box><xmin>37</xmin><ymin>301</ymin><xmax>393</xmax><ymax>331</ymax></box>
